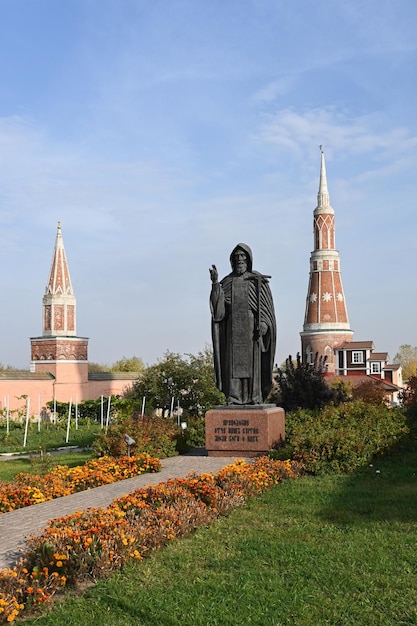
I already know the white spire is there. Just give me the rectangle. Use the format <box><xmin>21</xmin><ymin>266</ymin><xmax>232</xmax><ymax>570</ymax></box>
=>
<box><xmin>315</xmin><ymin>146</ymin><xmax>334</xmax><ymax>215</ymax></box>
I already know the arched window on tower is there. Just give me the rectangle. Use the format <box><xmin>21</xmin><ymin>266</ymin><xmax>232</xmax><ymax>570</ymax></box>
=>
<box><xmin>306</xmin><ymin>346</ymin><xmax>314</xmax><ymax>365</ymax></box>
<box><xmin>324</xmin><ymin>346</ymin><xmax>332</xmax><ymax>371</ymax></box>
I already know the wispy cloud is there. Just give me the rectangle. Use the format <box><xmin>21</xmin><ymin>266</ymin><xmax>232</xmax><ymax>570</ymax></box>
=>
<box><xmin>252</xmin><ymin>77</ymin><xmax>295</xmax><ymax>104</ymax></box>
<box><xmin>257</xmin><ymin>107</ymin><xmax>417</xmax><ymax>161</ymax></box>
<box><xmin>0</xmin><ymin>115</ymin><xmax>189</xmax><ymax>238</ymax></box>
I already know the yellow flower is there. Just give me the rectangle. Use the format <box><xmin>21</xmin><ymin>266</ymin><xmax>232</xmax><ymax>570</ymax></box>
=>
<box><xmin>7</xmin><ymin>608</ymin><xmax>19</xmax><ymax>622</ymax></box>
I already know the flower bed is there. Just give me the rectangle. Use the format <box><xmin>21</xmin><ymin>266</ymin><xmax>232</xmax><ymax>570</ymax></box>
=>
<box><xmin>0</xmin><ymin>454</ymin><xmax>161</xmax><ymax>513</ymax></box>
<box><xmin>0</xmin><ymin>457</ymin><xmax>299</xmax><ymax>623</ymax></box>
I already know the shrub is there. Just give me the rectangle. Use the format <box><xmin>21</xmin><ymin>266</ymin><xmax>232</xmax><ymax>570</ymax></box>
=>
<box><xmin>46</xmin><ymin>397</ymin><xmax>134</xmax><ymax>423</ymax></box>
<box><xmin>350</xmin><ymin>379</ymin><xmax>387</xmax><ymax>405</ymax></box>
<box><xmin>93</xmin><ymin>416</ymin><xmax>179</xmax><ymax>458</ymax></box>
<box><xmin>176</xmin><ymin>416</ymin><xmax>206</xmax><ymax>453</ymax></box>
<box><xmin>275</xmin><ymin>400</ymin><xmax>409</xmax><ymax>474</ymax></box>
<box><xmin>275</xmin><ymin>353</ymin><xmax>340</xmax><ymax>412</ymax></box>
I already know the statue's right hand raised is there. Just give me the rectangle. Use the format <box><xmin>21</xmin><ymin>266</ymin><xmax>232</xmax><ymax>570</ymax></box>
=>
<box><xmin>209</xmin><ymin>264</ymin><xmax>218</xmax><ymax>283</ymax></box>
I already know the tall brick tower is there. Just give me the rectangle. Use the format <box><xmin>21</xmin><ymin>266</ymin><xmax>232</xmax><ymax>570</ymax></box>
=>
<box><xmin>30</xmin><ymin>223</ymin><xmax>89</xmax><ymax>396</ymax></box>
<box><xmin>300</xmin><ymin>148</ymin><xmax>353</xmax><ymax>372</ymax></box>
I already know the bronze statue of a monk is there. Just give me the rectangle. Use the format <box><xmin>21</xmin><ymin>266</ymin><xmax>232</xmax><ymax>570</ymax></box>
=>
<box><xmin>210</xmin><ymin>243</ymin><xmax>276</xmax><ymax>405</ymax></box>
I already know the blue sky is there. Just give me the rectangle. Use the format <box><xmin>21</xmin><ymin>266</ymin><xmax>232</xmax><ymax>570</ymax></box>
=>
<box><xmin>1</xmin><ymin>0</ymin><xmax>416</xmax><ymax>368</ymax></box>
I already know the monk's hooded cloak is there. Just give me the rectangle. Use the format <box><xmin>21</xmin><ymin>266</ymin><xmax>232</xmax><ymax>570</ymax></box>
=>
<box><xmin>210</xmin><ymin>243</ymin><xmax>276</xmax><ymax>405</ymax></box>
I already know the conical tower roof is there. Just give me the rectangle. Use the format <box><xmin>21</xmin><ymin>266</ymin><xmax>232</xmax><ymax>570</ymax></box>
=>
<box><xmin>42</xmin><ymin>222</ymin><xmax>76</xmax><ymax>336</ymax></box>
<box><xmin>45</xmin><ymin>221</ymin><xmax>74</xmax><ymax>297</ymax></box>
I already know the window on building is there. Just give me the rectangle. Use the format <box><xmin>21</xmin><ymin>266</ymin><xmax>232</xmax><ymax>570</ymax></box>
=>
<box><xmin>371</xmin><ymin>362</ymin><xmax>381</xmax><ymax>374</ymax></box>
<box><xmin>306</xmin><ymin>346</ymin><xmax>314</xmax><ymax>364</ymax></box>
<box><xmin>352</xmin><ymin>351</ymin><xmax>364</xmax><ymax>364</ymax></box>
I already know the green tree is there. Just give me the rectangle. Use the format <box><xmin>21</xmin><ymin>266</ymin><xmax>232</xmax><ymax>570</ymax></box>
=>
<box><xmin>88</xmin><ymin>362</ymin><xmax>111</xmax><ymax>372</ymax></box>
<box><xmin>350</xmin><ymin>379</ymin><xmax>386</xmax><ymax>405</ymax></box>
<box><xmin>0</xmin><ymin>363</ymin><xmax>24</xmax><ymax>371</ymax></box>
<box><xmin>125</xmin><ymin>348</ymin><xmax>224</xmax><ymax>417</ymax></box>
<box><xmin>88</xmin><ymin>356</ymin><xmax>145</xmax><ymax>373</ymax></box>
<box><xmin>393</xmin><ymin>344</ymin><xmax>417</xmax><ymax>381</ymax></box>
<box><xmin>399</xmin><ymin>375</ymin><xmax>417</xmax><ymax>408</ymax></box>
<box><xmin>110</xmin><ymin>356</ymin><xmax>145</xmax><ymax>372</ymax></box>
<box><xmin>274</xmin><ymin>352</ymin><xmax>338</xmax><ymax>412</ymax></box>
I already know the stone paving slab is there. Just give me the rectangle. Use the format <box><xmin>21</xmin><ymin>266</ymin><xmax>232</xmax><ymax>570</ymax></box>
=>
<box><xmin>0</xmin><ymin>453</ymin><xmax>245</xmax><ymax>570</ymax></box>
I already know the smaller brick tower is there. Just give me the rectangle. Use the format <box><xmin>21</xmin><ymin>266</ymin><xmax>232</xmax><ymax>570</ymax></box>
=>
<box><xmin>31</xmin><ymin>223</ymin><xmax>89</xmax><ymax>398</ymax></box>
<box><xmin>300</xmin><ymin>148</ymin><xmax>353</xmax><ymax>372</ymax></box>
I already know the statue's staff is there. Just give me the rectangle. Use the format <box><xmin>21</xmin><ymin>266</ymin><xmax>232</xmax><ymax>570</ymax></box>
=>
<box><xmin>245</xmin><ymin>272</ymin><xmax>271</xmax><ymax>341</ymax></box>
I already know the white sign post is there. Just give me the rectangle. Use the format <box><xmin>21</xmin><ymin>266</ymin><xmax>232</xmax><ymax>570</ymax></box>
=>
<box><xmin>5</xmin><ymin>396</ymin><xmax>9</xmax><ymax>435</ymax></box>
<box><xmin>66</xmin><ymin>398</ymin><xmax>72</xmax><ymax>444</ymax></box>
<box><xmin>105</xmin><ymin>395</ymin><xmax>112</xmax><ymax>434</ymax></box>
<box><xmin>23</xmin><ymin>397</ymin><xmax>31</xmax><ymax>448</ymax></box>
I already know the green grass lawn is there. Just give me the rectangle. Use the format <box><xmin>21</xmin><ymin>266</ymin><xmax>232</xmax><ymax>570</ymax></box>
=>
<box><xmin>0</xmin><ymin>451</ymin><xmax>96</xmax><ymax>482</ymax></box>
<box><xmin>23</xmin><ymin>448</ymin><xmax>417</xmax><ymax>626</ymax></box>
<box><xmin>0</xmin><ymin>419</ymin><xmax>100</xmax><ymax>454</ymax></box>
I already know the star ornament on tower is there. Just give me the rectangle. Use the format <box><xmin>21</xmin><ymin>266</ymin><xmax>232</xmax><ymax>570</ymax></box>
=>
<box><xmin>322</xmin><ymin>292</ymin><xmax>332</xmax><ymax>302</ymax></box>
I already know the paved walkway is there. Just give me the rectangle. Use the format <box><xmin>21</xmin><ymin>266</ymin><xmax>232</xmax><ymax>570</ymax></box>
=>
<box><xmin>0</xmin><ymin>452</ymin><xmax>244</xmax><ymax>570</ymax></box>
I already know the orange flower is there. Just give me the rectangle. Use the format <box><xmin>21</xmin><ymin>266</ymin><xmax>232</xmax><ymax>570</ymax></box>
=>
<box><xmin>0</xmin><ymin>455</ymin><xmax>299</xmax><ymax>625</ymax></box>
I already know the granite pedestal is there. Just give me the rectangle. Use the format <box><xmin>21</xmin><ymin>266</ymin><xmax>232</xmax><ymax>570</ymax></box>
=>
<box><xmin>205</xmin><ymin>404</ymin><xmax>285</xmax><ymax>457</ymax></box>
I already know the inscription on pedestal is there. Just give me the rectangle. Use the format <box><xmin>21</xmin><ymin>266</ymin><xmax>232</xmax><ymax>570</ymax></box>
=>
<box><xmin>214</xmin><ymin>420</ymin><xmax>260</xmax><ymax>444</ymax></box>
<box><xmin>205</xmin><ymin>406</ymin><xmax>285</xmax><ymax>457</ymax></box>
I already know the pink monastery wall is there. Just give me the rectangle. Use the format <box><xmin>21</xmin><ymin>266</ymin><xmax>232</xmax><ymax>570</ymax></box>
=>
<box><xmin>0</xmin><ymin>379</ymin><xmax>54</xmax><ymax>414</ymax></box>
<box><xmin>0</xmin><ymin>376</ymin><xmax>137</xmax><ymax>415</ymax></box>
<box><xmin>88</xmin><ymin>379</ymin><xmax>136</xmax><ymax>400</ymax></box>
